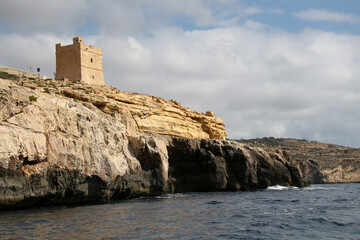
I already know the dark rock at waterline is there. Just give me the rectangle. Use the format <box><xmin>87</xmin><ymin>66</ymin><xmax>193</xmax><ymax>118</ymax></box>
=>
<box><xmin>167</xmin><ymin>137</ymin><xmax>305</xmax><ymax>192</ymax></box>
<box><xmin>0</xmin><ymin>136</ymin><xmax>306</xmax><ymax>210</ymax></box>
<box><xmin>0</xmin><ymin>78</ymin><xmax>306</xmax><ymax>210</ymax></box>
<box><xmin>236</xmin><ymin>137</ymin><xmax>360</xmax><ymax>184</ymax></box>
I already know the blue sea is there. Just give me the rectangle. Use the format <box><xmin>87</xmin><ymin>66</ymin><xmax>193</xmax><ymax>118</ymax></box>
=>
<box><xmin>0</xmin><ymin>183</ymin><xmax>359</xmax><ymax>239</ymax></box>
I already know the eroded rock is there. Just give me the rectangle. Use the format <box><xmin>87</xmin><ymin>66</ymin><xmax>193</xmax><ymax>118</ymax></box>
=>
<box><xmin>0</xmin><ymin>78</ymin><xmax>305</xmax><ymax>210</ymax></box>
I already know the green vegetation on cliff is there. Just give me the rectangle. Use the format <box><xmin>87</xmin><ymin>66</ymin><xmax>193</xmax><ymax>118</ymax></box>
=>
<box><xmin>0</xmin><ymin>71</ymin><xmax>19</xmax><ymax>80</ymax></box>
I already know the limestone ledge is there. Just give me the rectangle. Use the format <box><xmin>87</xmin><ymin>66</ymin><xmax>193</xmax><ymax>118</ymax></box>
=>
<box><xmin>62</xmin><ymin>86</ymin><xmax>227</xmax><ymax>140</ymax></box>
<box><xmin>6</xmin><ymin>74</ymin><xmax>227</xmax><ymax>140</ymax></box>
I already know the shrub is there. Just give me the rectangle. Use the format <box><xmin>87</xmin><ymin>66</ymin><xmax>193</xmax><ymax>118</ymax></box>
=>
<box><xmin>43</xmin><ymin>88</ymin><xmax>51</xmax><ymax>94</ymax></box>
<box><xmin>29</xmin><ymin>95</ymin><xmax>37</xmax><ymax>102</ymax></box>
<box><xmin>0</xmin><ymin>71</ymin><xmax>19</xmax><ymax>80</ymax></box>
<box><xmin>50</xmin><ymin>83</ymin><xmax>58</xmax><ymax>89</ymax></box>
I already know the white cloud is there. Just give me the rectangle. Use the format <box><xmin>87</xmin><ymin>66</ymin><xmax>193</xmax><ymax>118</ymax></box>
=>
<box><xmin>0</xmin><ymin>33</ymin><xmax>69</xmax><ymax>77</ymax></box>
<box><xmin>0</xmin><ymin>1</ymin><xmax>281</xmax><ymax>36</ymax></box>
<box><xmin>244</xmin><ymin>20</ymin><xmax>268</xmax><ymax>30</ymax></box>
<box><xmin>244</xmin><ymin>6</ymin><xmax>262</xmax><ymax>15</ymax></box>
<box><xmin>293</xmin><ymin>9</ymin><xmax>360</xmax><ymax>24</ymax></box>
<box><xmin>1</xmin><ymin>1</ymin><xmax>360</xmax><ymax>147</ymax></box>
<box><xmin>268</xmin><ymin>7</ymin><xmax>284</xmax><ymax>14</ymax></box>
<box><xmin>0</xmin><ymin>0</ymin><xmax>89</xmax><ymax>34</ymax></box>
<box><xmin>81</xmin><ymin>0</ymin><xmax>243</xmax><ymax>35</ymax></box>
<box><xmin>100</xmin><ymin>26</ymin><xmax>360</xmax><ymax>147</ymax></box>
<box><xmin>243</xmin><ymin>6</ymin><xmax>284</xmax><ymax>16</ymax></box>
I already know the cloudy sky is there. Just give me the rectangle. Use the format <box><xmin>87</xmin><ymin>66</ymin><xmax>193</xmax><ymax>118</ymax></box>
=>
<box><xmin>0</xmin><ymin>0</ymin><xmax>360</xmax><ymax>147</ymax></box>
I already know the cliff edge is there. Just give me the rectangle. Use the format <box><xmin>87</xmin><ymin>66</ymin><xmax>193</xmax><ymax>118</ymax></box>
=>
<box><xmin>1</xmin><ymin>66</ymin><xmax>226</xmax><ymax>140</ymax></box>
<box><xmin>237</xmin><ymin>137</ymin><xmax>360</xmax><ymax>184</ymax></box>
<box><xmin>0</xmin><ymin>73</ymin><xmax>305</xmax><ymax>210</ymax></box>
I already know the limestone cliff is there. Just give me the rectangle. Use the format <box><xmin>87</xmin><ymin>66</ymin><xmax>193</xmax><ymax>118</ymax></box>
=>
<box><xmin>0</xmin><ymin>78</ymin><xmax>305</xmax><ymax>210</ymax></box>
<box><xmin>237</xmin><ymin>137</ymin><xmax>360</xmax><ymax>184</ymax></box>
<box><xmin>0</xmin><ymin>66</ymin><xmax>226</xmax><ymax>140</ymax></box>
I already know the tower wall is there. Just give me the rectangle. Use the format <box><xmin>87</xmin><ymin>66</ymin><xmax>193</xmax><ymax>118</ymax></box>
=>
<box><xmin>55</xmin><ymin>37</ymin><xmax>105</xmax><ymax>85</ymax></box>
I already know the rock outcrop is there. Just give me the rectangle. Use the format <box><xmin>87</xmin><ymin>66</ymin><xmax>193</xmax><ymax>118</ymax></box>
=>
<box><xmin>296</xmin><ymin>158</ymin><xmax>360</xmax><ymax>184</ymax></box>
<box><xmin>0</xmin><ymin>66</ymin><xmax>45</xmax><ymax>80</ymax></box>
<box><xmin>166</xmin><ymin>137</ymin><xmax>304</xmax><ymax>192</ymax></box>
<box><xmin>237</xmin><ymin>137</ymin><xmax>360</xmax><ymax>184</ymax></box>
<box><xmin>0</xmin><ymin>66</ymin><xmax>227</xmax><ymax>140</ymax></box>
<box><xmin>0</xmin><ymin>78</ymin><xmax>305</xmax><ymax>210</ymax></box>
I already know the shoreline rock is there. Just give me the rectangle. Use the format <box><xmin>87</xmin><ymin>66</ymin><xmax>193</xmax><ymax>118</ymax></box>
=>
<box><xmin>236</xmin><ymin>137</ymin><xmax>360</xmax><ymax>184</ymax></box>
<box><xmin>0</xmin><ymin>77</ymin><xmax>306</xmax><ymax>210</ymax></box>
<box><xmin>0</xmin><ymin>135</ymin><xmax>306</xmax><ymax>210</ymax></box>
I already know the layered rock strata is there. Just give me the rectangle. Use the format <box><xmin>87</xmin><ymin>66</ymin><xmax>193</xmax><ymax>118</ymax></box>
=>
<box><xmin>295</xmin><ymin>158</ymin><xmax>360</xmax><ymax>184</ymax></box>
<box><xmin>0</xmin><ymin>66</ymin><xmax>227</xmax><ymax>140</ymax></box>
<box><xmin>237</xmin><ymin>137</ymin><xmax>360</xmax><ymax>184</ymax></box>
<box><xmin>0</xmin><ymin>78</ymin><xmax>305</xmax><ymax>210</ymax></box>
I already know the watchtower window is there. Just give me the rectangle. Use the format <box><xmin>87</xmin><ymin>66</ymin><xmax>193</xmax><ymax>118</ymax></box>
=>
<box><xmin>90</xmin><ymin>58</ymin><xmax>93</xmax><ymax>63</ymax></box>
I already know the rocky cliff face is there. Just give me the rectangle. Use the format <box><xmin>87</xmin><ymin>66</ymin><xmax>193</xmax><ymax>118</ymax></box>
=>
<box><xmin>0</xmin><ymin>78</ymin><xmax>305</xmax><ymax>210</ymax></box>
<box><xmin>237</xmin><ymin>137</ymin><xmax>360</xmax><ymax>184</ymax></box>
<box><xmin>0</xmin><ymin>66</ymin><xmax>227</xmax><ymax>140</ymax></box>
<box><xmin>166</xmin><ymin>137</ymin><xmax>304</xmax><ymax>192</ymax></box>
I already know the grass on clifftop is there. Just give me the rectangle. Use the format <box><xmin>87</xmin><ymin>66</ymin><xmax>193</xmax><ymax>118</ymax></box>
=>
<box><xmin>0</xmin><ymin>71</ymin><xmax>19</xmax><ymax>80</ymax></box>
<box><xmin>29</xmin><ymin>95</ymin><xmax>37</xmax><ymax>102</ymax></box>
<box><xmin>236</xmin><ymin>137</ymin><xmax>360</xmax><ymax>169</ymax></box>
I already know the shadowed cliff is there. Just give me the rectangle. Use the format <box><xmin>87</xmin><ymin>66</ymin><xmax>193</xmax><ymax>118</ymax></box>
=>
<box><xmin>0</xmin><ymin>72</ymin><xmax>306</xmax><ymax>210</ymax></box>
<box><xmin>236</xmin><ymin>137</ymin><xmax>360</xmax><ymax>184</ymax></box>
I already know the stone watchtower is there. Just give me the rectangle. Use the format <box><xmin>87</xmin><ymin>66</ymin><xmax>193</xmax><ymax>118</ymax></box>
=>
<box><xmin>55</xmin><ymin>37</ymin><xmax>105</xmax><ymax>85</ymax></box>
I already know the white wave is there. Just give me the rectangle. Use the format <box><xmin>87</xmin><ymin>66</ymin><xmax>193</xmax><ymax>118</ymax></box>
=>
<box><xmin>154</xmin><ymin>193</ymin><xmax>187</xmax><ymax>199</ymax></box>
<box><xmin>303</xmin><ymin>185</ymin><xmax>342</xmax><ymax>191</ymax></box>
<box><xmin>266</xmin><ymin>185</ymin><xmax>299</xmax><ymax>191</ymax></box>
<box><xmin>303</xmin><ymin>185</ymin><xmax>327</xmax><ymax>191</ymax></box>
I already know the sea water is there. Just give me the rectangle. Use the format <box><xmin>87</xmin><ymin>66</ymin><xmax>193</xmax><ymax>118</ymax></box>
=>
<box><xmin>0</xmin><ymin>183</ymin><xmax>359</xmax><ymax>239</ymax></box>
